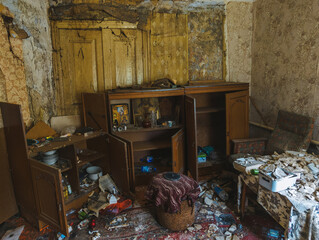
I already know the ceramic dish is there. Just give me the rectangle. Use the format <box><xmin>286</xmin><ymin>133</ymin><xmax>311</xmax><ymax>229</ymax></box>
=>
<box><xmin>86</xmin><ymin>166</ymin><xmax>102</xmax><ymax>181</ymax></box>
<box><xmin>43</xmin><ymin>150</ymin><xmax>57</xmax><ymax>156</ymax></box>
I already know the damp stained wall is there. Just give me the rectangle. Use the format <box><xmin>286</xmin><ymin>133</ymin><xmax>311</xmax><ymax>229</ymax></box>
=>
<box><xmin>0</xmin><ymin>0</ymin><xmax>54</xmax><ymax>124</ymax></box>
<box><xmin>250</xmin><ymin>0</ymin><xmax>319</xmax><ymax>141</ymax></box>
<box><xmin>1</xmin><ymin>0</ymin><xmax>254</xmax><ymax>125</ymax></box>
<box><xmin>0</xmin><ymin>6</ymin><xmax>31</xmax><ymax>127</ymax></box>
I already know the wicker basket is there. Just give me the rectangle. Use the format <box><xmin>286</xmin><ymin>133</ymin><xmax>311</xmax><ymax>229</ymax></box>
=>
<box><xmin>156</xmin><ymin>200</ymin><xmax>195</xmax><ymax>231</ymax></box>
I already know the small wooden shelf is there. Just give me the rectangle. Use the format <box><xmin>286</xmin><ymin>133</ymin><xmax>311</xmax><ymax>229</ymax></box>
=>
<box><xmin>77</xmin><ymin>152</ymin><xmax>106</xmax><ymax>167</ymax></box>
<box><xmin>114</xmin><ymin>125</ymin><xmax>182</xmax><ymax>133</ymax></box>
<box><xmin>196</xmin><ymin>107</ymin><xmax>225</xmax><ymax>114</ymax></box>
<box><xmin>133</xmin><ymin>139</ymin><xmax>171</xmax><ymax>152</ymax></box>
<box><xmin>65</xmin><ymin>183</ymin><xmax>98</xmax><ymax>206</ymax></box>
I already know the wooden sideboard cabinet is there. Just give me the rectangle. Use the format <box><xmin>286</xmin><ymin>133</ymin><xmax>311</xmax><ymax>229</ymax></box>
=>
<box><xmin>184</xmin><ymin>82</ymin><xmax>249</xmax><ymax>181</ymax></box>
<box><xmin>83</xmin><ymin>88</ymin><xmax>186</xmax><ymax>193</ymax></box>
<box><xmin>0</xmin><ymin>102</ymin><xmax>118</xmax><ymax>237</ymax></box>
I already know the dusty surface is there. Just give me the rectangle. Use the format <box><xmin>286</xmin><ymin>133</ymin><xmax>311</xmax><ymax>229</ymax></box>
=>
<box><xmin>250</xmin><ymin>0</ymin><xmax>319</xmax><ymax>140</ymax></box>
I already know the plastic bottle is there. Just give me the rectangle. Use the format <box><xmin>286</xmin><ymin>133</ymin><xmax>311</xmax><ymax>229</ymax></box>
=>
<box><xmin>211</xmin><ymin>183</ymin><xmax>229</xmax><ymax>201</ymax></box>
<box><xmin>140</xmin><ymin>165</ymin><xmax>157</xmax><ymax>173</ymax></box>
<box><xmin>65</xmin><ymin>175</ymin><xmax>72</xmax><ymax>195</ymax></box>
<box><xmin>61</xmin><ymin>177</ymin><xmax>68</xmax><ymax>199</ymax></box>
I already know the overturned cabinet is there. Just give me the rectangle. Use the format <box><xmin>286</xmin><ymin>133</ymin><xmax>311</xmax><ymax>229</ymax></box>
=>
<box><xmin>184</xmin><ymin>83</ymin><xmax>249</xmax><ymax>181</ymax></box>
<box><xmin>83</xmin><ymin>88</ymin><xmax>185</xmax><ymax>193</ymax></box>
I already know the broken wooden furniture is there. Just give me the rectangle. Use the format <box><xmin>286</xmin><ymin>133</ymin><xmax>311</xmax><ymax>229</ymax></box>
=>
<box><xmin>145</xmin><ymin>172</ymin><xmax>200</xmax><ymax>231</ymax></box>
<box><xmin>232</xmin><ymin>110</ymin><xmax>314</xmax><ymax>156</ymax></box>
<box><xmin>82</xmin><ymin>88</ymin><xmax>185</xmax><ymax>193</ymax></box>
<box><xmin>239</xmin><ymin>152</ymin><xmax>319</xmax><ymax>239</ymax></box>
<box><xmin>234</xmin><ymin>110</ymin><xmax>314</xmax><ymax>216</ymax></box>
<box><xmin>0</xmin><ymin>102</ymin><xmax>120</xmax><ymax>237</ymax></box>
<box><xmin>184</xmin><ymin>82</ymin><xmax>249</xmax><ymax>181</ymax></box>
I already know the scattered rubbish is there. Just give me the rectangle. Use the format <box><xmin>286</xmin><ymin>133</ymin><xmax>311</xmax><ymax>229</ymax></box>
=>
<box><xmin>78</xmin><ymin>219</ymin><xmax>90</xmax><ymax>230</ymax></box>
<box><xmin>107</xmin><ymin>194</ymin><xmax>118</xmax><ymax>204</ymax></box>
<box><xmin>89</xmin><ymin>219</ymin><xmax>96</xmax><ymax>231</ymax></box>
<box><xmin>228</xmin><ymin>224</ymin><xmax>237</xmax><ymax>233</ymax></box>
<box><xmin>204</xmin><ymin>196</ymin><xmax>213</xmax><ymax>206</ymax></box>
<box><xmin>99</xmin><ymin>174</ymin><xmax>119</xmax><ymax>194</ymax></box>
<box><xmin>134</xmin><ymin>225</ymin><xmax>146</xmax><ymax>232</ymax></box>
<box><xmin>57</xmin><ymin>232</ymin><xmax>66</xmax><ymax>240</ymax></box>
<box><xmin>211</xmin><ymin>183</ymin><xmax>229</xmax><ymax>202</ymax></box>
<box><xmin>90</xmin><ymin>231</ymin><xmax>101</xmax><ymax>240</ymax></box>
<box><xmin>103</xmin><ymin>199</ymin><xmax>132</xmax><ymax>215</ymax></box>
<box><xmin>1</xmin><ymin>225</ymin><xmax>24</xmax><ymax>240</ymax></box>
<box><xmin>187</xmin><ymin>227</ymin><xmax>195</xmax><ymax>232</ymax></box>
<box><xmin>233</xmin><ymin>156</ymin><xmax>265</xmax><ymax>174</ymax></box>
<box><xmin>78</xmin><ymin>208</ymin><xmax>89</xmax><ymax>220</ymax></box>
<box><xmin>216</xmin><ymin>214</ymin><xmax>236</xmax><ymax>227</ymax></box>
<box><xmin>194</xmin><ymin>224</ymin><xmax>202</xmax><ymax>230</ymax></box>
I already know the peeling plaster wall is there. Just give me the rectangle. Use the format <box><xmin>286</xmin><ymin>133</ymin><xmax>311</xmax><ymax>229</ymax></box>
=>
<box><xmin>225</xmin><ymin>1</ymin><xmax>253</xmax><ymax>83</ymax></box>
<box><xmin>251</xmin><ymin>0</ymin><xmax>319</xmax><ymax>141</ymax></box>
<box><xmin>0</xmin><ymin>15</ymin><xmax>31</xmax><ymax>126</ymax></box>
<box><xmin>188</xmin><ymin>5</ymin><xmax>224</xmax><ymax>81</ymax></box>
<box><xmin>0</xmin><ymin>0</ymin><xmax>54</xmax><ymax>124</ymax></box>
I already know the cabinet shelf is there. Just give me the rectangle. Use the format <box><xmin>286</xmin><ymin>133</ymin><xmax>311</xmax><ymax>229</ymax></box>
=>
<box><xmin>114</xmin><ymin>125</ymin><xmax>182</xmax><ymax>133</ymax></box>
<box><xmin>77</xmin><ymin>152</ymin><xmax>106</xmax><ymax>167</ymax></box>
<box><xmin>196</xmin><ymin>107</ymin><xmax>225</xmax><ymax>114</ymax></box>
<box><xmin>65</xmin><ymin>183</ymin><xmax>98</xmax><ymax>206</ymax></box>
<box><xmin>133</xmin><ymin>139</ymin><xmax>171</xmax><ymax>152</ymax></box>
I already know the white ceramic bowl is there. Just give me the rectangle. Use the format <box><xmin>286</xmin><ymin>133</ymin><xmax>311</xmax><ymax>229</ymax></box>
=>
<box><xmin>44</xmin><ymin>150</ymin><xmax>57</xmax><ymax>156</ymax></box>
<box><xmin>86</xmin><ymin>166</ymin><xmax>102</xmax><ymax>181</ymax></box>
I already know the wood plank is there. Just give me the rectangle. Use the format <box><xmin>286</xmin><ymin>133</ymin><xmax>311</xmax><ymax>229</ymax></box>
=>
<box><xmin>0</xmin><ymin>128</ymin><xmax>18</xmax><ymax>224</ymax></box>
<box><xmin>184</xmin><ymin>82</ymin><xmax>249</xmax><ymax>94</ymax></box>
<box><xmin>28</xmin><ymin>132</ymin><xmax>106</xmax><ymax>157</ymax></box>
<box><xmin>196</xmin><ymin>107</ymin><xmax>225</xmax><ymax>114</ymax></box>
<box><xmin>108</xmin><ymin>88</ymin><xmax>184</xmax><ymax>100</ymax></box>
<box><xmin>0</xmin><ymin>102</ymin><xmax>37</xmax><ymax>224</ymax></box>
<box><xmin>133</xmin><ymin>139</ymin><xmax>171</xmax><ymax>151</ymax></box>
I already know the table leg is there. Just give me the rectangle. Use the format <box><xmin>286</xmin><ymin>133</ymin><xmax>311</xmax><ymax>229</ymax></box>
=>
<box><xmin>241</xmin><ymin>183</ymin><xmax>247</xmax><ymax>218</ymax></box>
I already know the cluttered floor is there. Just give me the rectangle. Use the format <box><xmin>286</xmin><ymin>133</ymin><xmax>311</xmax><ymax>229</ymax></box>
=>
<box><xmin>0</xmin><ymin>177</ymin><xmax>284</xmax><ymax>240</ymax></box>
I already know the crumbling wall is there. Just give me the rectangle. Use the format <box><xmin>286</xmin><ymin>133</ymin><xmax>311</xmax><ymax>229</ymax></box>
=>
<box><xmin>1</xmin><ymin>0</ymin><xmax>54</xmax><ymax>124</ymax></box>
<box><xmin>188</xmin><ymin>4</ymin><xmax>224</xmax><ymax>81</ymax></box>
<box><xmin>251</xmin><ymin>0</ymin><xmax>319</xmax><ymax>141</ymax></box>
<box><xmin>0</xmin><ymin>6</ymin><xmax>31</xmax><ymax>126</ymax></box>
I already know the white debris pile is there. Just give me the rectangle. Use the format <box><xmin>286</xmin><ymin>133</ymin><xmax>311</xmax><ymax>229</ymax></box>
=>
<box><xmin>259</xmin><ymin>151</ymin><xmax>319</xmax><ymax>201</ymax></box>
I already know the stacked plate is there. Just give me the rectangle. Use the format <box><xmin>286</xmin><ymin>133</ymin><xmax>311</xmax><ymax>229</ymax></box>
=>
<box><xmin>42</xmin><ymin>150</ymin><xmax>58</xmax><ymax>165</ymax></box>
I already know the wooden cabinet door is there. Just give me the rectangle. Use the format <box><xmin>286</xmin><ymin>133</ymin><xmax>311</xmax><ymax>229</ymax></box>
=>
<box><xmin>0</xmin><ymin>128</ymin><xmax>18</xmax><ymax>224</ymax></box>
<box><xmin>0</xmin><ymin>103</ymin><xmax>37</xmax><ymax>224</ymax></box>
<box><xmin>57</xmin><ymin>29</ymin><xmax>104</xmax><ymax>115</ymax></box>
<box><xmin>225</xmin><ymin>90</ymin><xmax>249</xmax><ymax>156</ymax></box>
<box><xmin>30</xmin><ymin>159</ymin><xmax>67</xmax><ymax>235</ymax></box>
<box><xmin>171</xmin><ymin>128</ymin><xmax>185</xmax><ymax>173</ymax></box>
<box><xmin>185</xmin><ymin>96</ymin><xmax>198</xmax><ymax>180</ymax></box>
<box><xmin>106</xmin><ymin>134</ymin><xmax>130</xmax><ymax>193</ymax></box>
<box><xmin>82</xmin><ymin>93</ymin><xmax>108</xmax><ymax>131</ymax></box>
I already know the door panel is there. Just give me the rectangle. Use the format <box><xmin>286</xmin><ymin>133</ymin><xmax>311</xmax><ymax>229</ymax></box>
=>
<box><xmin>0</xmin><ymin>103</ymin><xmax>36</xmax><ymax>223</ymax></box>
<box><xmin>226</xmin><ymin>90</ymin><xmax>249</xmax><ymax>156</ymax></box>
<box><xmin>82</xmin><ymin>93</ymin><xmax>108</xmax><ymax>131</ymax></box>
<box><xmin>185</xmin><ymin>96</ymin><xmax>198</xmax><ymax>180</ymax></box>
<box><xmin>171</xmin><ymin>128</ymin><xmax>185</xmax><ymax>173</ymax></box>
<box><xmin>106</xmin><ymin>134</ymin><xmax>130</xmax><ymax>193</ymax></box>
<box><xmin>0</xmin><ymin>128</ymin><xmax>18</xmax><ymax>223</ymax></box>
<box><xmin>30</xmin><ymin>159</ymin><xmax>67</xmax><ymax>235</ymax></box>
<box><xmin>58</xmin><ymin>29</ymin><xmax>103</xmax><ymax>115</ymax></box>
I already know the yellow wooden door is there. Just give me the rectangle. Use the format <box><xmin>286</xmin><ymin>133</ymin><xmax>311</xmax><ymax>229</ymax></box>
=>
<box><xmin>102</xmin><ymin>29</ymin><xmax>146</xmax><ymax>89</ymax></box>
<box><xmin>58</xmin><ymin>29</ymin><xmax>103</xmax><ymax>115</ymax></box>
